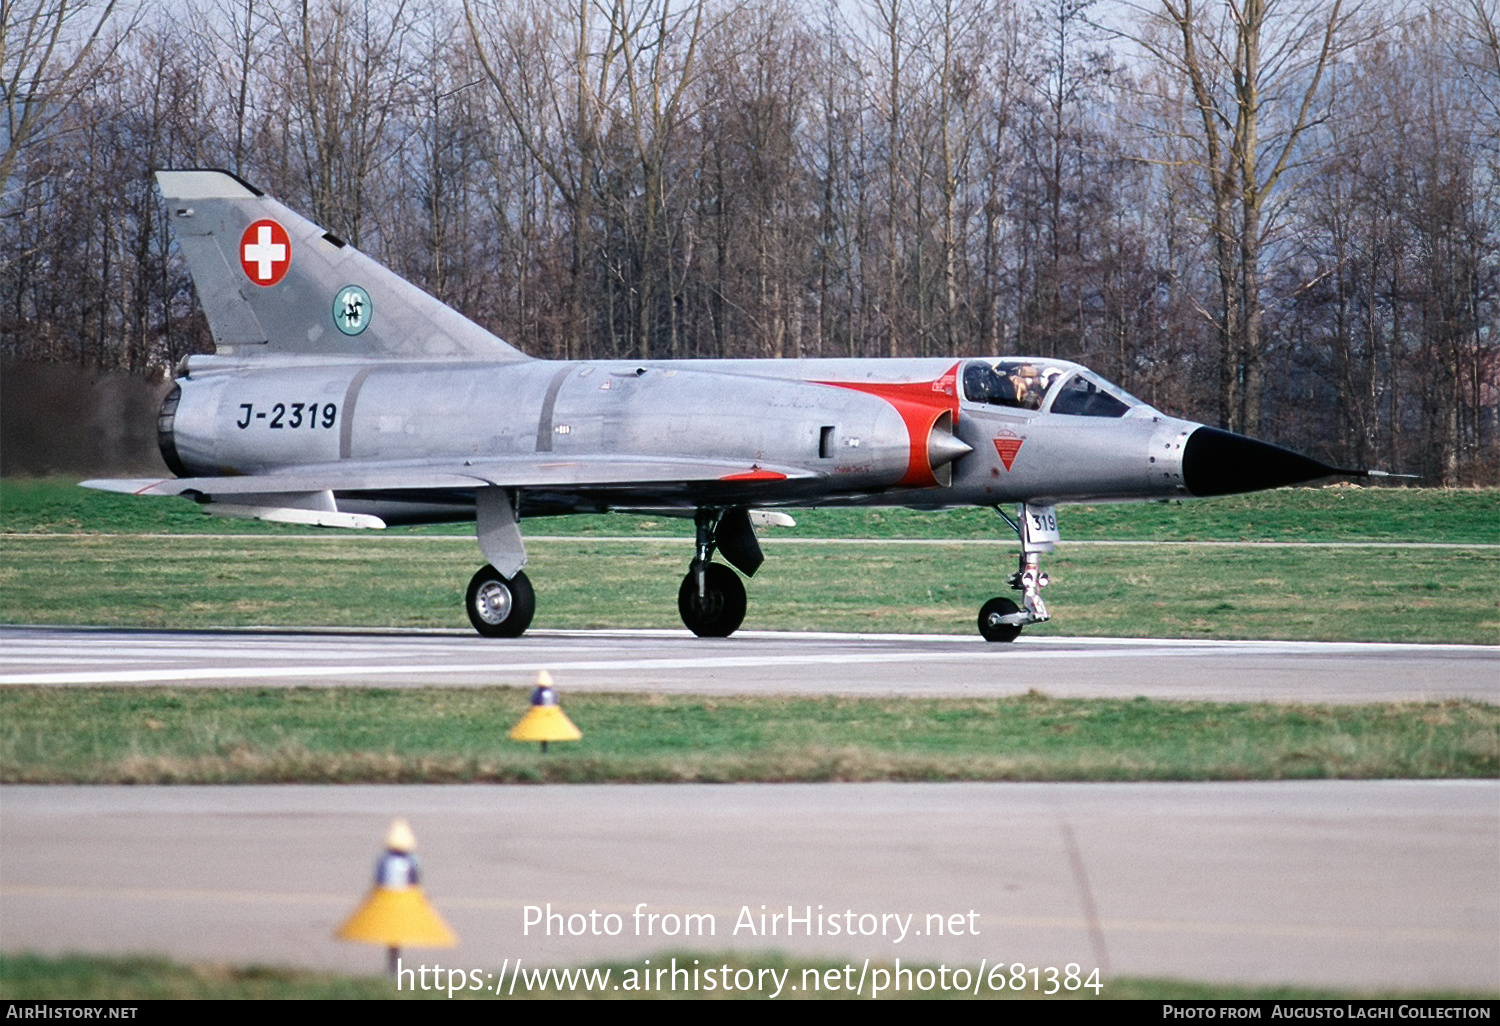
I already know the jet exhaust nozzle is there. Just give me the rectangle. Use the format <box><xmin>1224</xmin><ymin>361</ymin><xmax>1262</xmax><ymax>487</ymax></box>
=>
<box><xmin>1181</xmin><ymin>426</ymin><xmax>1346</xmax><ymax>497</ymax></box>
<box><xmin>157</xmin><ymin>382</ymin><xmax>188</xmax><ymax>477</ymax></box>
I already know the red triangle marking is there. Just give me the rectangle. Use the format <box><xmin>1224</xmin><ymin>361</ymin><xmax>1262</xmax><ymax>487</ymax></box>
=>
<box><xmin>993</xmin><ymin>437</ymin><xmax>1023</xmax><ymax>471</ymax></box>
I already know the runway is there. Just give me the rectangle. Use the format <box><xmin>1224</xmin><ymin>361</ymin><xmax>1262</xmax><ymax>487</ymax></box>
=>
<box><xmin>3</xmin><ymin>626</ymin><xmax>1496</xmax><ymax>994</ymax></box>
<box><xmin>1</xmin><ymin>624</ymin><xmax>1495</xmax><ymax>703</ymax></box>
<box><xmin>1</xmin><ymin>782</ymin><xmax>1494</xmax><ymax>992</ymax></box>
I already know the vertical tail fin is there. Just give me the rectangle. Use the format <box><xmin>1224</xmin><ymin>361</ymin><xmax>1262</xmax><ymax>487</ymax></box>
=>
<box><xmin>155</xmin><ymin>169</ymin><xmax>529</xmax><ymax>362</ymax></box>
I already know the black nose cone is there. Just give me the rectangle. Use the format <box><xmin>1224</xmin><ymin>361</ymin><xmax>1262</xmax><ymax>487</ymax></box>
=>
<box><xmin>1182</xmin><ymin>426</ymin><xmax>1341</xmax><ymax>497</ymax></box>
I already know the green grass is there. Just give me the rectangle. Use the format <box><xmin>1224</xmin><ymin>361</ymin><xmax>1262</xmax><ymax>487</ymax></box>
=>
<box><xmin>3</xmin><ymin>478</ymin><xmax>1495</xmax><ymax>643</ymax></box>
<box><xmin>1</xmin><ymin>952</ymin><xmax>1491</xmax><ymax>1000</ymax></box>
<box><xmin>2</xmin><ymin>687</ymin><xmax>1494</xmax><ymax>783</ymax></box>
<box><xmin>5</xmin><ymin>486</ymin><xmax>1491</xmax><ymax>999</ymax></box>
<box><xmin>3</xmin><ymin>477</ymin><xmax>1497</xmax><ymax>542</ymax></box>
<box><xmin>769</xmin><ymin>487</ymin><xmax>1500</xmax><ymax>543</ymax></box>
<box><xmin>2</xmin><ymin>533</ymin><xmax>1495</xmax><ymax>642</ymax></box>
<box><xmin>0</xmin><ymin>953</ymin><xmax>401</xmax><ymax>1000</ymax></box>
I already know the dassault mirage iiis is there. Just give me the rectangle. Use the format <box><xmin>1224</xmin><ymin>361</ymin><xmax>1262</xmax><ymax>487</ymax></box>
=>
<box><xmin>85</xmin><ymin>169</ymin><xmax>1383</xmax><ymax>641</ymax></box>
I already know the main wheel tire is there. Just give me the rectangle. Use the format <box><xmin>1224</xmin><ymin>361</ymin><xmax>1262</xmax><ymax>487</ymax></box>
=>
<box><xmin>466</xmin><ymin>565</ymin><xmax>536</xmax><ymax>638</ymax></box>
<box><xmin>677</xmin><ymin>562</ymin><xmax>747</xmax><ymax>638</ymax></box>
<box><xmin>978</xmin><ymin>596</ymin><xmax>1023</xmax><ymax>643</ymax></box>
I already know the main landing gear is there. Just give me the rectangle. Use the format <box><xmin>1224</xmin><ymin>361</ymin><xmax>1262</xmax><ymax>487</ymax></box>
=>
<box><xmin>678</xmin><ymin>507</ymin><xmax>762</xmax><ymax>637</ymax></box>
<box><xmin>466</xmin><ymin>486</ymin><xmax>535</xmax><ymax>637</ymax></box>
<box><xmin>679</xmin><ymin>562</ymin><xmax>746</xmax><ymax>637</ymax></box>
<box><xmin>460</xmin><ymin>489</ymin><xmax>769</xmax><ymax>640</ymax></box>
<box><xmin>466</xmin><ymin>565</ymin><xmax>536</xmax><ymax>637</ymax></box>
<box><xmin>978</xmin><ymin>504</ymin><xmax>1056</xmax><ymax>643</ymax></box>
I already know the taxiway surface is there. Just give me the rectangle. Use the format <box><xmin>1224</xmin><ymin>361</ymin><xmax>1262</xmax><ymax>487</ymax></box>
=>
<box><xmin>4</xmin><ymin>626</ymin><xmax>1496</xmax><ymax>994</ymax></box>
<box><xmin>2</xmin><ymin>782</ymin><xmax>1495</xmax><ymax>991</ymax></box>
<box><xmin>2</xmin><ymin>625</ymin><xmax>1496</xmax><ymax>702</ymax></box>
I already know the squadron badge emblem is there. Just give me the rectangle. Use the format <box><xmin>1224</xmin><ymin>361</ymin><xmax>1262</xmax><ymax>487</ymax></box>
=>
<box><xmin>334</xmin><ymin>285</ymin><xmax>372</xmax><ymax>336</ymax></box>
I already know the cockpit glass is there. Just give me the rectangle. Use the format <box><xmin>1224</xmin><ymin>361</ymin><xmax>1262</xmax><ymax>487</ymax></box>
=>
<box><xmin>961</xmin><ymin>360</ymin><xmax>1068</xmax><ymax>411</ymax></box>
<box><xmin>1047</xmin><ymin>372</ymin><xmax>1134</xmax><ymax>418</ymax></box>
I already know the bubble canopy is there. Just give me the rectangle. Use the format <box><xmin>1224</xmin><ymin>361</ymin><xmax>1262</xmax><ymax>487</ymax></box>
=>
<box><xmin>960</xmin><ymin>360</ymin><xmax>1145</xmax><ymax>418</ymax></box>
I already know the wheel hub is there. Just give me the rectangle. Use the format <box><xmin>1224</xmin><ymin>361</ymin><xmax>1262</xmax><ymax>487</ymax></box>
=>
<box><xmin>688</xmin><ymin>590</ymin><xmax>724</xmax><ymax>620</ymax></box>
<box><xmin>476</xmin><ymin>580</ymin><xmax>513</xmax><ymax>624</ymax></box>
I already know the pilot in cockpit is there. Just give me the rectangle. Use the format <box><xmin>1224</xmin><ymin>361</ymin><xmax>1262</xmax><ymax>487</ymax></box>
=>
<box><xmin>965</xmin><ymin>360</ymin><xmax>1049</xmax><ymax>410</ymax></box>
<box><xmin>1010</xmin><ymin>364</ymin><xmax>1040</xmax><ymax>408</ymax></box>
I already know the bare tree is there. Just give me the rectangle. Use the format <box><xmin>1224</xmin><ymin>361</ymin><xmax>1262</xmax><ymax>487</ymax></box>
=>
<box><xmin>1127</xmin><ymin>0</ymin><xmax>1361</xmax><ymax>434</ymax></box>
<box><xmin>1457</xmin><ymin>0</ymin><xmax>1499</xmax><ymax>120</ymax></box>
<box><xmin>866</xmin><ymin>0</ymin><xmax>917</xmax><ymax>357</ymax></box>
<box><xmin>0</xmin><ymin>0</ymin><xmax>132</xmax><ymax>190</ymax></box>
<box><xmin>466</xmin><ymin>0</ymin><xmax>629</xmax><ymax>358</ymax></box>
<box><xmin>614</xmin><ymin>0</ymin><xmax>707</xmax><ymax>358</ymax></box>
<box><xmin>192</xmin><ymin>0</ymin><xmax>261</xmax><ymax>177</ymax></box>
<box><xmin>272</xmin><ymin>0</ymin><xmax>412</xmax><ymax>246</ymax></box>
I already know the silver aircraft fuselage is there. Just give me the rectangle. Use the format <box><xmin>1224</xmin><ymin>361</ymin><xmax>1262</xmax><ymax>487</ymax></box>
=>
<box><xmin>161</xmin><ymin>353</ymin><xmax>1197</xmax><ymax>524</ymax></box>
<box><xmin>87</xmin><ymin>169</ymin><xmax>1360</xmax><ymax>640</ymax></box>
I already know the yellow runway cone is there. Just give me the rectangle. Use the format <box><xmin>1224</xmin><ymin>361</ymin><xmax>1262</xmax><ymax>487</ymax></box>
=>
<box><xmin>509</xmin><ymin>671</ymin><xmax>582</xmax><ymax>752</ymax></box>
<box><xmin>336</xmin><ymin>818</ymin><xmax>457</xmax><ymax>974</ymax></box>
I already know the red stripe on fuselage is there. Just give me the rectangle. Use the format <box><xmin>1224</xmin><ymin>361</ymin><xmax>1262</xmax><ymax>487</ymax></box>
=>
<box><xmin>815</xmin><ymin>363</ymin><xmax>961</xmax><ymax>488</ymax></box>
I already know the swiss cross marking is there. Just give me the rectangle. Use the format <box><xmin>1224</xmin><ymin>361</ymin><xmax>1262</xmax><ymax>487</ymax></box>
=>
<box><xmin>240</xmin><ymin>220</ymin><xmax>291</xmax><ymax>286</ymax></box>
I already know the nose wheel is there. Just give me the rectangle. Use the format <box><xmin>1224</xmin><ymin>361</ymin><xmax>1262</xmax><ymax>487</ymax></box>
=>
<box><xmin>978</xmin><ymin>505</ymin><xmax>1055</xmax><ymax>643</ymax></box>
<box><xmin>978</xmin><ymin>596</ymin><xmax>1023</xmax><ymax>643</ymax></box>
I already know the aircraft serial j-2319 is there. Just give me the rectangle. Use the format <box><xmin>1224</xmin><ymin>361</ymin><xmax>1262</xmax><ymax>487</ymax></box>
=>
<box><xmin>84</xmin><ymin>169</ymin><xmax>1381</xmax><ymax>641</ymax></box>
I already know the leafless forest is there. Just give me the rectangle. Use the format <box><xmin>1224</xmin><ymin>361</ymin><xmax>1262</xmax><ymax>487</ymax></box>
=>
<box><xmin>2</xmin><ymin>0</ymin><xmax>1496</xmax><ymax>482</ymax></box>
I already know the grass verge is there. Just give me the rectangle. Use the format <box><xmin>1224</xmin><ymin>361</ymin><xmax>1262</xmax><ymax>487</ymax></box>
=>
<box><xmin>3</xmin><ymin>478</ymin><xmax>1497</xmax><ymax>542</ymax></box>
<box><xmin>4</xmin><ymin>480</ymin><xmax>1496</xmax><ymax>643</ymax></box>
<box><xmin>1</xmin><ymin>952</ymin><xmax>1492</xmax><ymax>1000</ymax></box>
<box><xmin>1</xmin><ymin>534</ymin><xmax>1496</xmax><ymax>643</ymax></box>
<box><xmin>2</xmin><ymin>687</ymin><xmax>1495</xmax><ymax>783</ymax></box>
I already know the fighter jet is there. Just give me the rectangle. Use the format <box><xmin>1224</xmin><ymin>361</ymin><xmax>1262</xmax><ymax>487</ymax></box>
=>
<box><xmin>84</xmin><ymin>169</ymin><xmax>1385</xmax><ymax>642</ymax></box>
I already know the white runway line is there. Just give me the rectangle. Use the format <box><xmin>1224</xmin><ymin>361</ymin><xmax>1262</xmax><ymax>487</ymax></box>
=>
<box><xmin>2</xmin><ymin>632</ymin><xmax>1493</xmax><ymax>686</ymax></box>
<box><xmin>0</xmin><ymin>647</ymin><xmax>1275</xmax><ymax>685</ymax></box>
<box><xmin>2</xmin><ymin>627</ymin><xmax>1493</xmax><ymax>701</ymax></box>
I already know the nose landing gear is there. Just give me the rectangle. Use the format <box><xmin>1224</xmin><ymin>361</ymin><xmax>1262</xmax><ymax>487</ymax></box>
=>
<box><xmin>978</xmin><ymin>504</ymin><xmax>1056</xmax><ymax>643</ymax></box>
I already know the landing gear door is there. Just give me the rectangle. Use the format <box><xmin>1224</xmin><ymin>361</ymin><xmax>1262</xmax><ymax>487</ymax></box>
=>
<box><xmin>1020</xmin><ymin>504</ymin><xmax>1059</xmax><ymax>553</ymax></box>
